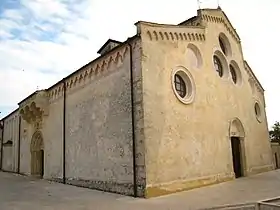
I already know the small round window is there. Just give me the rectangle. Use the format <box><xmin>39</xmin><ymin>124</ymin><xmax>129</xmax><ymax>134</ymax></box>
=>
<box><xmin>172</xmin><ymin>68</ymin><xmax>195</xmax><ymax>104</ymax></box>
<box><xmin>254</xmin><ymin>102</ymin><xmax>262</xmax><ymax>122</ymax></box>
<box><xmin>213</xmin><ymin>55</ymin><xmax>223</xmax><ymax>77</ymax></box>
<box><xmin>230</xmin><ymin>64</ymin><xmax>237</xmax><ymax>84</ymax></box>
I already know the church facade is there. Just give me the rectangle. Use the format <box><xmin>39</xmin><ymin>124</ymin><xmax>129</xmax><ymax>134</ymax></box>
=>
<box><xmin>0</xmin><ymin>8</ymin><xmax>274</xmax><ymax>198</ymax></box>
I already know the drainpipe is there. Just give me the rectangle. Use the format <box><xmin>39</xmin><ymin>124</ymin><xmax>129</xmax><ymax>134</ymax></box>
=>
<box><xmin>0</xmin><ymin>122</ymin><xmax>4</xmax><ymax>170</ymax></box>
<box><xmin>63</xmin><ymin>79</ymin><xmax>66</xmax><ymax>184</ymax></box>
<box><xmin>17</xmin><ymin>116</ymin><xmax>21</xmax><ymax>174</ymax></box>
<box><xmin>127</xmin><ymin>39</ymin><xmax>137</xmax><ymax>197</ymax></box>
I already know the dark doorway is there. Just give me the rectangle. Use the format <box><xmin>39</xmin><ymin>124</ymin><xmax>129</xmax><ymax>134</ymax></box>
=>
<box><xmin>40</xmin><ymin>150</ymin><xmax>44</xmax><ymax>177</ymax></box>
<box><xmin>275</xmin><ymin>153</ymin><xmax>279</xmax><ymax>169</ymax></box>
<box><xmin>230</xmin><ymin>137</ymin><xmax>243</xmax><ymax>178</ymax></box>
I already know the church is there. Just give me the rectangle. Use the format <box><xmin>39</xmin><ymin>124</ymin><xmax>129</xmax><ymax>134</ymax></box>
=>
<box><xmin>0</xmin><ymin>7</ymin><xmax>274</xmax><ymax>198</ymax></box>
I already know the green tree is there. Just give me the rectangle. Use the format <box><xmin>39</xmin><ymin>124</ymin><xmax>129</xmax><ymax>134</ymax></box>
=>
<box><xmin>269</xmin><ymin>121</ymin><xmax>280</xmax><ymax>142</ymax></box>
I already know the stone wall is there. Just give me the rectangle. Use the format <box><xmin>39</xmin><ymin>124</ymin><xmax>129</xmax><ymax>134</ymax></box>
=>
<box><xmin>43</xmin><ymin>38</ymin><xmax>143</xmax><ymax>196</ymax></box>
<box><xmin>1</xmin><ymin>110</ymin><xmax>19</xmax><ymax>172</ymax></box>
<box><xmin>43</xmin><ymin>98</ymin><xmax>63</xmax><ymax>180</ymax></box>
<box><xmin>139</xmin><ymin>9</ymin><xmax>273</xmax><ymax>197</ymax></box>
<box><xmin>271</xmin><ymin>143</ymin><xmax>280</xmax><ymax>169</ymax></box>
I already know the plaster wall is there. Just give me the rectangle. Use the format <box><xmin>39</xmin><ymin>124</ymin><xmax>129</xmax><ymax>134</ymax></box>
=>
<box><xmin>43</xmin><ymin>99</ymin><xmax>63</xmax><ymax>180</ymax></box>
<box><xmin>2</xmin><ymin>111</ymin><xmax>19</xmax><ymax>172</ymax></box>
<box><xmin>139</xmin><ymin>10</ymin><xmax>273</xmax><ymax>197</ymax></box>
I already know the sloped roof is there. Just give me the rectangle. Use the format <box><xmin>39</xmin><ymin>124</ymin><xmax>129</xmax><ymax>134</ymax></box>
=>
<box><xmin>97</xmin><ymin>39</ymin><xmax>122</xmax><ymax>54</ymax></box>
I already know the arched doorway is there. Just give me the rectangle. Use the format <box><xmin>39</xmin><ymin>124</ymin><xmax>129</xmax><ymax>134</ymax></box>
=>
<box><xmin>229</xmin><ymin>118</ymin><xmax>245</xmax><ymax>178</ymax></box>
<box><xmin>30</xmin><ymin>131</ymin><xmax>44</xmax><ymax>178</ymax></box>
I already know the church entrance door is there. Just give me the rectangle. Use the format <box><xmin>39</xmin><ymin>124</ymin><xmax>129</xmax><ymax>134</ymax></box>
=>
<box><xmin>30</xmin><ymin>131</ymin><xmax>44</xmax><ymax>178</ymax></box>
<box><xmin>230</xmin><ymin>137</ymin><xmax>243</xmax><ymax>178</ymax></box>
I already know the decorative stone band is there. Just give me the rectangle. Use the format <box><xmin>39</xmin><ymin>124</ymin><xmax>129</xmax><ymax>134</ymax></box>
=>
<box><xmin>146</xmin><ymin>30</ymin><xmax>206</xmax><ymax>42</ymax></box>
<box><xmin>244</xmin><ymin>61</ymin><xmax>264</xmax><ymax>94</ymax></box>
<box><xmin>145</xmin><ymin>173</ymin><xmax>235</xmax><ymax>198</ymax></box>
<box><xmin>135</xmin><ymin>21</ymin><xmax>205</xmax><ymax>42</ymax></box>
<box><xmin>201</xmin><ymin>14</ymin><xmax>240</xmax><ymax>43</ymax></box>
<box><xmin>48</xmin><ymin>40</ymin><xmax>139</xmax><ymax>103</ymax></box>
<box><xmin>19</xmin><ymin>91</ymin><xmax>49</xmax><ymax>123</ymax></box>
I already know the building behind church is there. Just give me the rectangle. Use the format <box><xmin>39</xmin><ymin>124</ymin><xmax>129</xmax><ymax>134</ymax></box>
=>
<box><xmin>0</xmin><ymin>7</ymin><xmax>274</xmax><ymax>198</ymax></box>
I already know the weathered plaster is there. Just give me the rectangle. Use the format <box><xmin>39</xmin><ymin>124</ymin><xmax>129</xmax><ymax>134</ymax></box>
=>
<box><xmin>139</xmin><ymin>8</ymin><xmax>273</xmax><ymax>197</ymax></box>
<box><xmin>0</xmin><ymin>8</ymin><xmax>273</xmax><ymax>198</ymax></box>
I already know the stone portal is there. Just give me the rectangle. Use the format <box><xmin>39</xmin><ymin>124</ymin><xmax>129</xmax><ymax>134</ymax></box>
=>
<box><xmin>30</xmin><ymin>131</ymin><xmax>44</xmax><ymax>177</ymax></box>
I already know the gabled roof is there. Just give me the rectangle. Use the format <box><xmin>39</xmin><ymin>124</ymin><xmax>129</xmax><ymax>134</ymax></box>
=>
<box><xmin>178</xmin><ymin>16</ymin><xmax>198</xmax><ymax>25</ymax></box>
<box><xmin>0</xmin><ymin>108</ymin><xmax>19</xmax><ymax>122</ymax></box>
<box><xmin>97</xmin><ymin>39</ymin><xmax>122</xmax><ymax>54</ymax></box>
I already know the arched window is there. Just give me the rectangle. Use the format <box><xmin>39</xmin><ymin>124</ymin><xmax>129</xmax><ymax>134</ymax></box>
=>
<box><xmin>213</xmin><ymin>55</ymin><xmax>223</xmax><ymax>77</ymax></box>
<box><xmin>219</xmin><ymin>36</ymin><xmax>226</xmax><ymax>55</ymax></box>
<box><xmin>230</xmin><ymin>64</ymin><xmax>237</xmax><ymax>84</ymax></box>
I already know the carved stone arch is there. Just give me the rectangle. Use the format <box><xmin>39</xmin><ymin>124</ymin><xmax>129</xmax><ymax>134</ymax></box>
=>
<box><xmin>153</xmin><ymin>31</ymin><xmax>158</xmax><ymax>40</ymax></box>
<box><xmin>84</xmin><ymin>70</ymin><xmax>88</xmax><ymax>78</ymax></box>
<box><xmin>174</xmin><ymin>33</ymin><xmax>179</xmax><ymax>40</ymax></box>
<box><xmin>164</xmin><ymin>32</ymin><xmax>169</xmax><ymax>40</ymax></box>
<box><xmin>179</xmin><ymin>33</ymin><xmax>183</xmax><ymax>40</ymax></box>
<box><xmin>169</xmin><ymin>32</ymin><xmax>174</xmax><ymax>40</ymax></box>
<box><xmin>183</xmin><ymin>33</ymin><xmax>187</xmax><ymax>40</ymax></box>
<box><xmin>191</xmin><ymin>33</ymin><xmax>195</xmax><ymax>40</ymax></box>
<box><xmin>159</xmin><ymin>32</ymin><xmax>164</xmax><ymax>40</ymax></box>
<box><xmin>229</xmin><ymin>118</ymin><xmax>245</xmax><ymax>138</ymax></box>
<box><xmin>187</xmin><ymin>43</ymin><xmax>203</xmax><ymax>69</ymax></box>
<box><xmin>30</xmin><ymin>131</ymin><xmax>44</xmax><ymax>152</ymax></box>
<box><xmin>147</xmin><ymin>31</ymin><xmax>152</xmax><ymax>40</ymax></box>
<box><xmin>30</xmin><ymin>131</ymin><xmax>44</xmax><ymax>177</ymax></box>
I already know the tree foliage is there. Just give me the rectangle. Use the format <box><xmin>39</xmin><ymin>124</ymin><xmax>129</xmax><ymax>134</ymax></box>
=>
<box><xmin>269</xmin><ymin>121</ymin><xmax>280</xmax><ymax>142</ymax></box>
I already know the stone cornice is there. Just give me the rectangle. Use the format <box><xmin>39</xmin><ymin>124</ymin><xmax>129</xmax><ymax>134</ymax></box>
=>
<box><xmin>48</xmin><ymin>38</ymin><xmax>139</xmax><ymax>103</ymax></box>
<box><xmin>199</xmin><ymin>10</ymin><xmax>240</xmax><ymax>43</ymax></box>
<box><xmin>244</xmin><ymin>61</ymin><xmax>264</xmax><ymax>93</ymax></box>
<box><xmin>136</xmin><ymin>22</ymin><xmax>206</xmax><ymax>42</ymax></box>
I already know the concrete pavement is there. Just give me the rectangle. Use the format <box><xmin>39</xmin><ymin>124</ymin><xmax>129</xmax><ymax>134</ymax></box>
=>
<box><xmin>1</xmin><ymin>170</ymin><xmax>280</xmax><ymax>209</ymax></box>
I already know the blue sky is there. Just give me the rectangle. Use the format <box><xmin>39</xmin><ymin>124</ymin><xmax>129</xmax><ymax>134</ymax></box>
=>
<box><xmin>0</xmin><ymin>0</ymin><xmax>280</xmax><ymax>128</ymax></box>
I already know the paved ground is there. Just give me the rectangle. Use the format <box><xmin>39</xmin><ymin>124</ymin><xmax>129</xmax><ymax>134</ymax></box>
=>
<box><xmin>1</xmin><ymin>170</ymin><xmax>280</xmax><ymax>210</ymax></box>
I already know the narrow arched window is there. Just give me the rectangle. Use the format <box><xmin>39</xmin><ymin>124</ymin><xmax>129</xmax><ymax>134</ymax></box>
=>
<box><xmin>213</xmin><ymin>55</ymin><xmax>223</xmax><ymax>77</ymax></box>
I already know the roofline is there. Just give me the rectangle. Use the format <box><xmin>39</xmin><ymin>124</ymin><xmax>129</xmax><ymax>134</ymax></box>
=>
<box><xmin>244</xmin><ymin>60</ymin><xmax>265</xmax><ymax>91</ymax></box>
<box><xmin>47</xmin><ymin>34</ymin><xmax>139</xmax><ymax>91</ymax></box>
<box><xmin>18</xmin><ymin>90</ymin><xmax>40</xmax><ymax>105</ymax></box>
<box><xmin>178</xmin><ymin>16</ymin><xmax>198</xmax><ymax>25</ymax></box>
<box><xmin>97</xmin><ymin>39</ymin><xmax>122</xmax><ymax>54</ymax></box>
<box><xmin>198</xmin><ymin>7</ymin><xmax>241</xmax><ymax>41</ymax></box>
<box><xmin>0</xmin><ymin>108</ymin><xmax>19</xmax><ymax>122</ymax></box>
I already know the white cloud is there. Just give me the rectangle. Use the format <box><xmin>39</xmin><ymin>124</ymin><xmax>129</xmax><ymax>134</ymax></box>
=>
<box><xmin>0</xmin><ymin>0</ymin><xmax>279</xmax><ymax>129</ymax></box>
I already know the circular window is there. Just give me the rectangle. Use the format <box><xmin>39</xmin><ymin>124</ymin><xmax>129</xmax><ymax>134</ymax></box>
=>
<box><xmin>213</xmin><ymin>55</ymin><xmax>223</xmax><ymax>77</ymax></box>
<box><xmin>254</xmin><ymin>102</ymin><xmax>262</xmax><ymax>122</ymax></box>
<box><xmin>229</xmin><ymin>64</ymin><xmax>237</xmax><ymax>84</ymax></box>
<box><xmin>171</xmin><ymin>68</ymin><xmax>195</xmax><ymax>104</ymax></box>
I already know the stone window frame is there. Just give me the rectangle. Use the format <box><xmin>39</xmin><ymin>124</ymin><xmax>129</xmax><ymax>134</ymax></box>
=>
<box><xmin>171</xmin><ymin>67</ymin><xmax>195</xmax><ymax>105</ymax></box>
<box><xmin>229</xmin><ymin>60</ymin><xmax>243</xmax><ymax>86</ymax></box>
<box><xmin>254</xmin><ymin>101</ymin><xmax>262</xmax><ymax>123</ymax></box>
<box><xmin>218</xmin><ymin>33</ymin><xmax>232</xmax><ymax>57</ymax></box>
<box><xmin>213</xmin><ymin>50</ymin><xmax>229</xmax><ymax>79</ymax></box>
